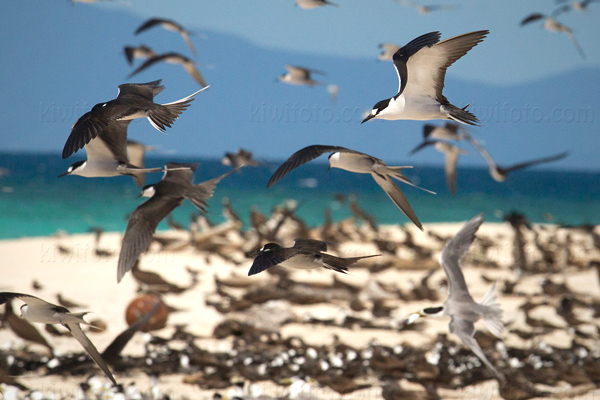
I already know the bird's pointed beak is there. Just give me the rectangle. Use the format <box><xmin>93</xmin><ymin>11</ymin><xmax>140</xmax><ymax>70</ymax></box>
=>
<box><xmin>58</xmin><ymin>172</ymin><xmax>69</xmax><ymax>178</ymax></box>
<box><xmin>407</xmin><ymin>313</ymin><xmax>421</xmax><ymax>324</ymax></box>
<box><xmin>361</xmin><ymin>113</ymin><xmax>375</xmax><ymax>124</ymax></box>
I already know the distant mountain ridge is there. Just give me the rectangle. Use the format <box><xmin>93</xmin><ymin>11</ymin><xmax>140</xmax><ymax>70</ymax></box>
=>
<box><xmin>1</xmin><ymin>2</ymin><xmax>598</xmax><ymax>170</ymax></box>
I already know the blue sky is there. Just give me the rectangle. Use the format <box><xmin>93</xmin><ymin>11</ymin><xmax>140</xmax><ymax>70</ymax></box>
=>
<box><xmin>106</xmin><ymin>0</ymin><xmax>600</xmax><ymax>85</ymax></box>
<box><xmin>1</xmin><ymin>0</ymin><xmax>599</xmax><ymax>170</ymax></box>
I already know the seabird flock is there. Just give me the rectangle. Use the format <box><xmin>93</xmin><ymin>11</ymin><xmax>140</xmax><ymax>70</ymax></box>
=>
<box><xmin>2</xmin><ymin>0</ymin><xmax>596</xmax><ymax>398</ymax></box>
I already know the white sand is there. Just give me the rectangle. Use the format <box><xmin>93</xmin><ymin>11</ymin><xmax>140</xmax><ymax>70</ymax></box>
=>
<box><xmin>1</xmin><ymin>222</ymin><xmax>599</xmax><ymax>399</ymax></box>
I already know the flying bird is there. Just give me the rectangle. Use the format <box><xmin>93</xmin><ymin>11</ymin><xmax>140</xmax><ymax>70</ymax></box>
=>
<box><xmin>395</xmin><ymin>0</ymin><xmax>458</xmax><ymax>14</ymax></box>
<box><xmin>0</xmin><ymin>292</ymin><xmax>117</xmax><ymax>385</ymax></box>
<box><xmin>267</xmin><ymin>145</ymin><xmax>435</xmax><ymax>230</ymax></box>
<box><xmin>221</xmin><ymin>148</ymin><xmax>260</xmax><ymax>169</ymax></box>
<box><xmin>362</xmin><ymin>30</ymin><xmax>488</xmax><ymax>125</ymax></box>
<box><xmin>520</xmin><ymin>13</ymin><xmax>586</xmax><ymax>59</ymax></box>
<box><xmin>128</xmin><ymin>53</ymin><xmax>207</xmax><ymax>87</ymax></box>
<box><xmin>556</xmin><ymin>0</ymin><xmax>600</xmax><ymax>12</ymax></box>
<box><xmin>278</xmin><ymin>65</ymin><xmax>325</xmax><ymax>86</ymax></box>
<box><xmin>248</xmin><ymin>239</ymin><xmax>378</xmax><ymax>276</ymax></box>
<box><xmin>466</xmin><ymin>136</ymin><xmax>568</xmax><ymax>182</ymax></box>
<box><xmin>421</xmin><ymin>122</ymin><xmax>467</xmax><ymax>141</ymax></box>
<box><xmin>378</xmin><ymin>43</ymin><xmax>401</xmax><ymax>61</ymax></box>
<box><xmin>407</xmin><ymin>215</ymin><xmax>506</xmax><ymax>384</ymax></box>
<box><xmin>117</xmin><ymin>164</ymin><xmax>233</xmax><ymax>282</ymax></box>
<box><xmin>123</xmin><ymin>45</ymin><xmax>157</xmax><ymax>65</ymax></box>
<box><xmin>295</xmin><ymin>0</ymin><xmax>339</xmax><ymax>9</ymax></box>
<box><xmin>408</xmin><ymin>121</ymin><xmax>467</xmax><ymax>154</ymax></box>
<box><xmin>59</xmin><ymin>120</ymin><xmax>164</xmax><ymax>184</ymax></box>
<box><xmin>62</xmin><ymin>80</ymin><xmax>207</xmax><ymax>159</ymax></box>
<box><xmin>126</xmin><ymin>140</ymin><xmax>156</xmax><ymax>187</ymax></box>
<box><xmin>134</xmin><ymin>18</ymin><xmax>196</xmax><ymax>56</ymax></box>
<box><xmin>2</xmin><ymin>300</ymin><xmax>53</xmax><ymax>352</ymax></box>
<box><xmin>409</xmin><ymin>140</ymin><xmax>467</xmax><ymax>195</ymax></box>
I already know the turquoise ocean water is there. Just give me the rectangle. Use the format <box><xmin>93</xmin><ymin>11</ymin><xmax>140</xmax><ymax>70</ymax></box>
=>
<box><xmin>0</xmin><ymin>153</ymin><xmax>598</xmax><ymax>239</ymax></box>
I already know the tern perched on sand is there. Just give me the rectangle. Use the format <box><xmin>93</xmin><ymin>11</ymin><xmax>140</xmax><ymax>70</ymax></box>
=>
<box><xmin>248</xmin><ymin>239</ymin><xmax>378</xmax><ymax>276</ymax></box>
<box><xmin>135</xmin><ymin>18</ymin><xmax>197</xmax><ymax>56</ymax></box>
<box><xmin>267</xmin><ymin>145</ymin><xmax>435</xmax><ymax>230</ymax></box>
<box><xmin>362</xmin><ymin>31</ymin><xmax>488</xmax><ymax>125</ymax></box>
<box><xmin>407</xmin><ymin>215</ymin><xmax>506</xmax><ymax>383</ymax></box>
<box><xmin>117</xmin><ymin>164</ymin><xmax>233</xmax><ymax>282</ymax></box>
<box><xmin>0</xmin><ymin>292</ymin><xmax>117</xmax><ymax>385</ymax></box>
<box><xmin>62</xmin><ymin>80</ymin><xmax>207</xmax><ymax>159</ymax></box>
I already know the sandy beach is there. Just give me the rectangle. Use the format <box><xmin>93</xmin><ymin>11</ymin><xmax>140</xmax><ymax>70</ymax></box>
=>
<box><xmin>1</xmin><ymin>219</ymin><xmax>600</xmax><ymax>399</ymax></box>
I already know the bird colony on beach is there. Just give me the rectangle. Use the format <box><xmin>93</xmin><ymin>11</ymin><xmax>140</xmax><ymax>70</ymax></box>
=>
<box><xmin>1</xmin><ymin>1</ymin><xmax>599</xmax><ymax>400</ymax></box>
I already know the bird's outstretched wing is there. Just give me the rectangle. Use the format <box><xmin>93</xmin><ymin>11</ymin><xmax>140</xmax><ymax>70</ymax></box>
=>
<box><xmin>520</xmin><ymin>13</ymin><xmax>546</xmax><ymax>25</ymax></box>
<box><xmin>440</xmin><ymin>214</ymin><xmax>483</xmax><ymax>301</ymax></box>
<box><xmin>451</xmin><ymin>317</ymin><xmax>506</xmax><ymax>383</ymax></box>
<box><xmin>66</xmin><ymin>323</ymin><xmax>117</xmax><ymax>385</ymax></box>
<box><xmin>371</xmin><ymin>172</ymin><xmax>423</xmax><ymax>231</ymax></box>
<box><xmin>0</xmin><ymin>292</ymin><xmax>66</xmax><ymax>312</ymax></box>
<box><xmin>396</xmin><ymin>31</ymin><xmax>488</xmax><ymax>103</ymax></box>
<box><xmin>248</xmin><ymin>248</ymin><xmax>298</xmax><ymax>276</ymax></box>
<box><xmin>267</xmin><ymin>145</ymin><xmax>361</xmax><ymax>188</ymax></box>
<box><xmin>500</xmin><ymin>152</ymin><xmax>568</xmax><ymax>174</ymax></box>
<box><xmin>102</xmin><ymin>299</ymin><xmax>160</xmax><ymax>364</ymax></box>
<box><xmin>393</xmin><ymin>31</ymin><xmax>441</xmax><ymax>96</ymax></box>
<box><xmin>117</xmin><ymin>196</ymin><xmax>182</xmax><ymax>282</ymax></box>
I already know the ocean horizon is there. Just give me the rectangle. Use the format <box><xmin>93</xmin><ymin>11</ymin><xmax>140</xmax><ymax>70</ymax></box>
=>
<box><xmin>0</xmin><ymin>152</ymin><xmax>598</xmax><ymax>240</ymax></box>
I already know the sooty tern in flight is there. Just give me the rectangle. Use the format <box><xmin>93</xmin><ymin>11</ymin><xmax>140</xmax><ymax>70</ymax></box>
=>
<box><xmin>221</xmin><ymin>148</ymin><xmax>260</xmax><ymax>169</ymax></box>
<box><xmin>278</xmin><ymin>65</ymin><xmax>325</xmax><ymax>86</ymax></box>
<box><xmin>362</xmin><ymin>30</ymin><xmax>488</xmax><ymax>125</ymax></box>
<box><xmin>117</xmin><ymin>163</ymin><xmax>233</xmax><ymax>282</ymax></box>
<box><xmin>59</xmin><ymin>120</ymin><xmax>164</xmax><ymax>185</ymax></box>
<box><xmin>466</xmin><ymin>136</ymin><xmax>568</xmax><ymax>182</ymax></box>
<box><xmin>126</xmin><ymin>140</ymin><xmax>156</xmax><ymax>187</ymax></box>
<box><xmin>395</xmin><ymin>0</ymin><xmax>458</xmax><ymax>14</ymax></box>
<box><xmin>421</xmin><ymin>122</ymin><xmax>466</xmax><ymax>141</ymax></box>
<box><xmin>123</xmin><ymin>45</ymin><xmax>157</xmax><ymax>65</ymax></box>
<box><xmin>556</xmin><ymin>0</ymin><xmax>600</xmax><ymax>12</ymax></box>
<box><xmin>62</xmin><ymin>80</ymin><xmax>208</xmax><ymax>159</ymax></box>
<box><xmin>520</xmin><ymin>13</ymin><xmax>586</xmax><ymax>59</ymax></box>
<box><xmin>295</xmin><ymin>0</ymin><xmax>338</xmax><ymax>9</ymax></box>
<box><xmin>407</xmin><ymin>214</ymin><xmax>506</xmax><ymax>384</ymax></box>
<box><xmin>267</xmin><ymin>145</ymin><xmax>435</xmax><ymax>230</ymax></box>
<box><xmin>409</xmin><ymin>140</ymin><xmax>467</xmax><ymax>196</ymax></box>
<box><xmin>135</xmin><ymin>18</ymin><xmax>197</xmax><ymax>56</ymax></box>
<box><xmin>0</xmin><ymin>292</ymin><xmax>117</xmax><ymax>385</ymax></box>
<box><xmin>128</xmin><ymin>53</ymin><xmax>207</xmax><ymax>87</ymax></box>
<box><xmin>248</xmin><ymin>239</ymin><xmax>378</xmax><ymax>276</ymax></box>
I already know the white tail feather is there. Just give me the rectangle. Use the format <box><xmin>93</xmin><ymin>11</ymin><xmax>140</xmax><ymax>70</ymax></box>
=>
<box><xmin>480</xmin><ymin>282</ymin><xmax>504</xmax><ymax>338</ymax></box>
<box><xmin>160</xmin><ymin>85</ymin><xmax>209</xmax><ymax>106</ymax></box>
